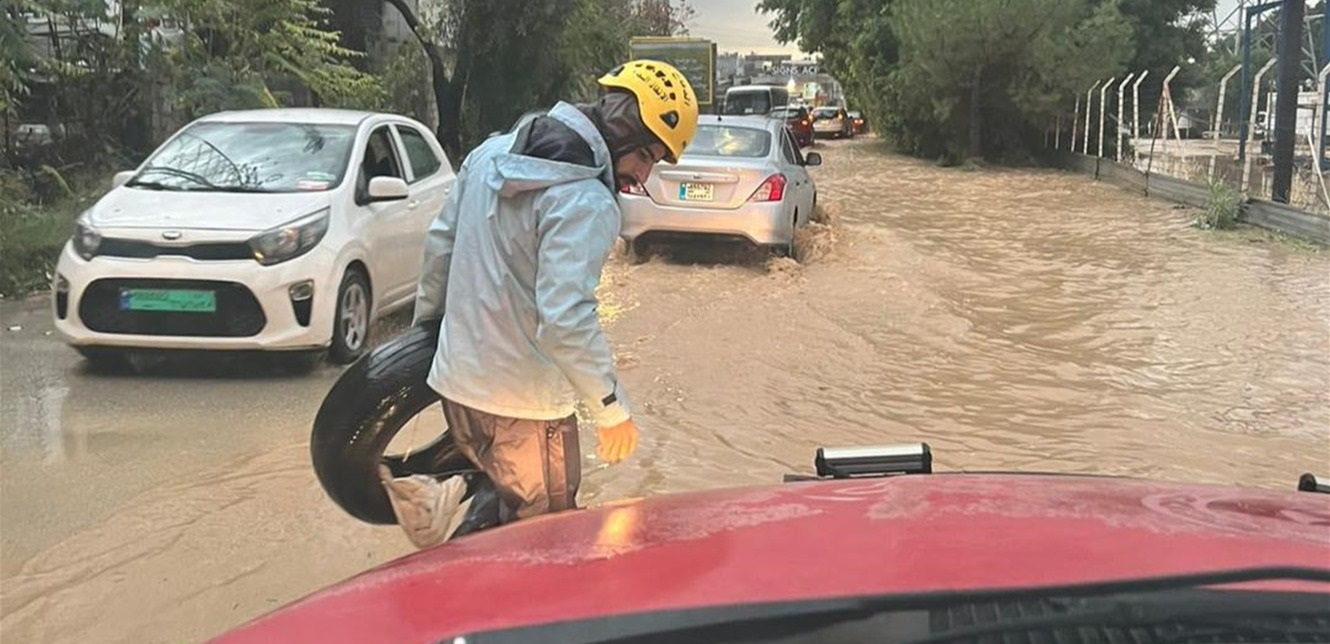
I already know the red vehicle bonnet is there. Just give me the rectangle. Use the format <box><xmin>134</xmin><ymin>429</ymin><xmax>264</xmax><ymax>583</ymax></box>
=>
<box><xmin>214</xmin><ymin>474</ymin><xmax>1330</xmax><ymax>644</ymax></box>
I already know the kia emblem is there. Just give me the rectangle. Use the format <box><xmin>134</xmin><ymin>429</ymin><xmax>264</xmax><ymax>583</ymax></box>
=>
<box><xmin>162</xmin><ymin>230</ymin><xmax>182</xmax><ymax>241</ymax></box>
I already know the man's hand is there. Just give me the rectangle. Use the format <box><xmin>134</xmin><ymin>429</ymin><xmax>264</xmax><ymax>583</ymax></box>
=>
<box><xmin>597</xmin><ymin>418</ymin><xmax>639</xmax><ymax>464</ymax></box>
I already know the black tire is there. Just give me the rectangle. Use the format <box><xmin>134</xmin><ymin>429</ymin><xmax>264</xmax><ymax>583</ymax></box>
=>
<box><xmin>75</xmin><ymin>346</ymin><xmax>130</xmax><ymax>372</ymax></box>
<box><xmin>270</xmin><ymin>350</ymin><xmax>324</xmax><ymax>375</ymax></box>
<box><xmin>626</xmin><ymin>238</ymin><xmax>650</xmax><ymax>265</ymax></box>
<box><xmin>786</xmin><ymin>210</ymin><xmax>800</xmax><ymax>260</ymax></box>
<box><xmin>310</xmin><ymin>321</ymin><xmax>472</xmax><ymax>525</ymax></box>
<box><xmin>329</xmin><ymin>268</ymin><xmax>371</xmax><ymax>365</ymax></box>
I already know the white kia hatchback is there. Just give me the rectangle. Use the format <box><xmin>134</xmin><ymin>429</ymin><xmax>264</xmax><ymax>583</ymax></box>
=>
<box><xmin>52</xmin><ymin>108</ymin><xmax>455</xmax><ymax>367</ymax></box>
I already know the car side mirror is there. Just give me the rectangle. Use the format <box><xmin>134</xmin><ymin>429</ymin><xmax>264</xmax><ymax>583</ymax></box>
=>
<box><xmin>804</xmin><ymin>152</ymin><xmax>822</xmax><ymax>167</ymax></box>
<box><xmin>367</xmin><ymin>176</ymin><xmax>409</xmax><ymax>202</ymax></box>
<box><xmin>111</xmin><ymin>170</ymin><xmax>136</xmax><ymax>189</ymax></box>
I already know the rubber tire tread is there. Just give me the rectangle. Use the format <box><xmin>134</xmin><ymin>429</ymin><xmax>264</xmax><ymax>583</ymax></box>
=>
<box><xmin>310</xmin><ymin>322</ymin><xmax>469</xmax><ymax>525</ymax></box>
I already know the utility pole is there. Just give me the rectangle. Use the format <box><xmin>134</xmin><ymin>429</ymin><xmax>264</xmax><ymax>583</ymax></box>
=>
<box><xmin>1272</xmin><ymin>0</ymin><xmax>1305</xmax><ymax>203</ymax></box>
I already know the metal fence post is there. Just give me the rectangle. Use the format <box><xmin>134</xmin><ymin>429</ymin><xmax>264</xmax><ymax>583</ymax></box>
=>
<box><xmin>1244</xmin><ymin>57</ymin><xmax>1278</xmax><ymax>191</ymax></box>
<box><xmin>1098</xmin><ymin>77</ymin><xmax>1115</xmax><ymax>158</ymax></box>
<box><xmin>1117</xmin><ymin>73</ymin><xmax>1135</xmax><ymax>163</ymax></box>
<box><xmin>1084</xmin><ymin>80</ymin><xmax>1100</xmax><ymax>155</ymax></box>
<box><xmin>1210</xmin><ymin>63</ymin><xmax>1243</xmax><ymax>180</ymax></box>
<box><xmin>1162</xmin><ymin>66</ymin><xmax>1182</xmax><ymax>147</ymax></box>
<box><xmin>1316</xmin><ymin>62</ymin><xmax>1330</xmax><ymax>166</ymax></box>
<box><xmin>1132</xmin><ymin>70</ymin><xmax>1149</xmax><ymax>166</ymax></box>
<box><xmin>1072</xmin><ymin>96</ymin><xmax>1081</xmax><ymax>151</ymax></box>
<box><xmin>1214</xmin><ymin>64</ymin><xmax>1243</xmax><ymax>141</ymax></box>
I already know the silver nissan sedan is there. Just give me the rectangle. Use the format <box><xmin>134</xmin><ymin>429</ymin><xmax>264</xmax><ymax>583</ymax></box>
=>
<box><xmin>617</xmin><ymin>115</ymin><xmax>822</xmax><ymax>259</ymax></box>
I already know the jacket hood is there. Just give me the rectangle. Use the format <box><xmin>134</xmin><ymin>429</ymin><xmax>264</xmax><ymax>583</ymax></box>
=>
<box><xmin>486</xmin><ymin>102</ymin><xmax>615</xmax><ymax>198</ymax></box>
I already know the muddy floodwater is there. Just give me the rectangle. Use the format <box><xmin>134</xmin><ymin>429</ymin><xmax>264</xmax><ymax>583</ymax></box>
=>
<box><xmin>2</xmin><ymin>138</ymin><xmax>1328</xmax><ymax>642</ymax></box>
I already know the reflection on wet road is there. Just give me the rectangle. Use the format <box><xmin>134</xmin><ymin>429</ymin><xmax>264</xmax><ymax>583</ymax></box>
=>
<box><xmin>2</xmin><ymin>137</ymin><xmax>1327</xmax><ymax>642</ymax></box>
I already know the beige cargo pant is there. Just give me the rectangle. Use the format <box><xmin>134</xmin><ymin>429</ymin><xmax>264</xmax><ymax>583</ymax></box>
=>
<box><xmin>442</xmin><ymin>397</ymin><xmax>581</xmax><ymax>523</ymax></box>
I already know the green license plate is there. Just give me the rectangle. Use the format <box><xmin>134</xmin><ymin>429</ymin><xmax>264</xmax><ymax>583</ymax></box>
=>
<box><xmin>119</xmin><ymin>288</ymin><xmax>217</xmax><ymax>313</ymax></box>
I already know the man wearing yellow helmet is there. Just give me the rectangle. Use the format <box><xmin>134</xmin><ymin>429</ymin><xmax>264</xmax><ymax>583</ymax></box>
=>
<box><xmin>392</xmin><ymin>60</ymin><xmax>699</xmax><ymax>546</ymax></box>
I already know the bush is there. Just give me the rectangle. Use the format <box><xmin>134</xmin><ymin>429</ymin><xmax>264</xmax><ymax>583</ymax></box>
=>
<box><xmin>1197</xmin><ymin>179</ymin><xmax>1243</xmax><ymax>230</ymax></box>
<box><xmin>0</xmin><ymin>168</ymin><xmax>96</xmax><ymax>297</ymax></box>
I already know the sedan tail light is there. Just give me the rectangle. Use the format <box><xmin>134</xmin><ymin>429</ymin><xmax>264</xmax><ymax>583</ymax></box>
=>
<box><xmin>748</xmin><ymin>174</ymin><xmax>787</xmax><ymax>202</ymax></box>
<box><xmin>620</xmin><ymin>182</ymin><xmax>648</xmax><ymax>197</ymax></box>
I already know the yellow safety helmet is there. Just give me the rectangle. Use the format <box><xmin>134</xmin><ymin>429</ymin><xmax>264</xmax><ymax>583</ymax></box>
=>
<box><xmin>598</xmin><ymin>60</ymin><xmax>699</xmax><ymax>164</ymax></box>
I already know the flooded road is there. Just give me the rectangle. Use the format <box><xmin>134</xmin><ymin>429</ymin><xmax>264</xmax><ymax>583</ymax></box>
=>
<box><xmin>3</xmin><ymin>137</ymin><xmax>1328</xmax><ymax>642</ymax></box>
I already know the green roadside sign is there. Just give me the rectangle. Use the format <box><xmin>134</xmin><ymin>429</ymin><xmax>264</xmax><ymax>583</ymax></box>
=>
<box><xmin>629</xmin><ymin>37</ymin><xmax>718</xmax><ymax>107</ymax></box>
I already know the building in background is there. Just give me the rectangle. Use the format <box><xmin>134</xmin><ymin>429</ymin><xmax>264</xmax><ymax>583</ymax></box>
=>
<box><xmin>716</xmin><ymin>51</ymin><xmax>843</xmax><ymax>110</ymax></box>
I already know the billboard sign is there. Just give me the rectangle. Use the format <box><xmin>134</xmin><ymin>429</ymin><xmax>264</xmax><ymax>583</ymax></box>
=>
<box><xmin>628</xmin><ymin>37</ymin><xmax>718</xmax><ymax>107</ymax></box>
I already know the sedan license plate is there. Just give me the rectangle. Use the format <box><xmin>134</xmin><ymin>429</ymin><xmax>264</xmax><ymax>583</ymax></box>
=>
<box><xmin>119</xmin><ymin>288</ymin><xmax>217</xmax><ymax>313</ymax></box>
<box><xmin>678</xmin><ymin>182</ymin><xmax>715</xmax><ymax>202</ymax></box>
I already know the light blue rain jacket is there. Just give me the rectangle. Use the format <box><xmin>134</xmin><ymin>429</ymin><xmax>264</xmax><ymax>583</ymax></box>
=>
<box><xmin>411</xmin><ymin>102</ymin><xmax>631</xmax><ymax>428</ymax></box>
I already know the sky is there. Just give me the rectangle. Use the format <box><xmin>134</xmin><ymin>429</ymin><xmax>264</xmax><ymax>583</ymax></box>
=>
<box><xmin>685</xmin><ymin>0</ymin><xmax>806</xmax><ymax>57</ymax></box>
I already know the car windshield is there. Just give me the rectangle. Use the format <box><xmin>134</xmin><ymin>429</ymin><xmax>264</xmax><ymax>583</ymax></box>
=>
<box><xmin>683</xmin><ymin>125</ymin><xmax>772</xmax><ymax>158</ymax></box>
<box><xmin>724</xmin><ymin>92</ymin><xmax>774</xmax><ymax>116</ymax></box>
<box><xmin>457</xmin><ymin>569</ymin><xmax>1330</xmax><ymax>643</ymax></box>
<box><xmin>771</xmin><ymin>107</ymin><xmax>805</xmax><ymax>119</ymax></box>
<box><xmin>129</xmin><ymin>121</ymin><xmax>357</xmax><ymax>193</ymax></box>
<box><xmin>813</xmin><ymin>108</ymin><xmax>841</xmax><ymax>119</ymax></box>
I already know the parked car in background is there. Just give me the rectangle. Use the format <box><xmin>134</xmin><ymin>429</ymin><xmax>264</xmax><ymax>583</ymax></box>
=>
<box><xmin>618</xmin><ymin>115</ymin><xmax>821</xmax><ymax>260</ymax></box>
<box><xmin>848</xmin><ymin>110</ymin><xmax>867</xmax><ymax>135</ymax></box>
<box><xmin>53</xmin><ymin>108</ymin><xmax>456</xmax><ymax>368</ymax></box>
<box><xmin>771</xmin><ymin>105</ymin><xmax>814</xmax><ymax>148</ymax></box>
<box><xmin>812</xmin><ymin>106</ymin><xmax>854</xmax><ymax>139</ymax></box>
<box><xmin>723</xmin><ymin>85</ymin><xmax>791</xmax><ymax>116</ymax></box>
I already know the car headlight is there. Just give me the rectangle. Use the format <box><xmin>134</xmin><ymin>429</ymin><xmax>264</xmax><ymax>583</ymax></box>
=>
<box><xmin>248</xmin><ymin>210</ymin><xmax>330</xmax><ymax>266</ymax></box>
<box><xmin>72</xmin><ymin>217</ymin><xmax>101</xmax><ymax>260</ymax></box>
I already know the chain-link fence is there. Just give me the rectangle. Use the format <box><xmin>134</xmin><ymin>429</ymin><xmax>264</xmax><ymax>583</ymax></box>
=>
<box><xmin>1127</xmin><ymin>135</ymin><xmax>1330</xmax><ymax>214</ymax></box>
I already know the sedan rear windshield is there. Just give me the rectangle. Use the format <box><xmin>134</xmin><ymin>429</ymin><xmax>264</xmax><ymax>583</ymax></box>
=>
<box><xmin>771</xmin><ymin>107</ymin><xmax>807</xmax><ymax>119</ymax></box>
<box><xmin>683</xmin><ymin>125</ymin><xmax>772</xmax><ymax>158</ymax></box>
<box><xmin>813</xmin><ymin>108</ymin><xmax>841</xmax><ymax>119</ymax></box>
<box><xmin>132</xmin><ymin>122</ymin><xmax>357</xmax><ymax>193</ymax></box>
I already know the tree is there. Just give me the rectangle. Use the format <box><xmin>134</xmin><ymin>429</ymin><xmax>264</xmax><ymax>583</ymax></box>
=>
<box><xmin>887</xmin><ymin>0</ymin><xmax>1133</xmax><ymax>160</ymax></box>
<box><xmin>760</xmin><ymin>0</ymin><xmax>1157</xmax><ymax>162</ymax></box>
<box><xmin>383</xmin><ymin>0</ymin><xmax>695</xmax><ymax>160</ymax></box>
<box><xmin>154</xmin><ymin>0</ymin><xmax>383</xmax><ymax>115</ymax></box>
<box><xmin>1</xmin><ymin>0</ymin><xmax>41</xmax><ymax>125</ymax></box>
<box><xmin>382</xmin><ymin>0</ymin><xmax>461</xmax><ymax>157</ymax></box>
<box><xmin>632</xmin><ymin>0</ymin><xmax>696</xmax><ymax>36</ymax></box>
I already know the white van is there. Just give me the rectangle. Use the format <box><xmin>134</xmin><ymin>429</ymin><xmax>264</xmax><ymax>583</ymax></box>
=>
<box><xmin>723</xmin><ymin>86</ymin><xmax>791</xmax><ymax>116</ymax></box>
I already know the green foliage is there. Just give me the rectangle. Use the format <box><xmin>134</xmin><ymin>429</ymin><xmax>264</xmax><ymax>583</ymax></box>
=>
<box><xmin>560</xmin><ymin>0</ymin><xmax>636</xmax><ymax>102</ymax></box>
<box><xmin>760</xmin><ymin>0</ymin><xmax>1211</xmax><ymax>163</ymax></box>
<box><xmin>384</xmin><ymin>0</ymin><xmax>695</xmax><ymax>155</ymax></box>
<box><xmin>0</xmin><ymin>168</ymin><xmax>92</xmax><ymax>296</ymax></box>
<box><xmin>886</xmin><ymin>0</ymin><xmax>1135</xmax><ymax>160</ymax></box>
<box><xmin>379</xmin><ymin>42</ymin><xmax>437</xmax><ymax>129</ymax></box>
<box><xmin>1</xmin><ymin>1</ymin><xmax>41</xmax><ymax>118</ymax></box>
<box><xmin>1197</xmin><ymin>177</ymin><xmax>1243</xmax><ymax>230</ymax></box>
<box><xmin>151</xmin><ymin>0</ymin><xmax>385</xmax><ymax>116</ymax></box>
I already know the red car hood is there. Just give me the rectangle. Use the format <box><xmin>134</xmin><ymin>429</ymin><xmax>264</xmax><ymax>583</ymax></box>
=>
<box><xmin>214</xmin><ymin>474</ymin><xmax>1329</xmax><ymax>643</ymax></box>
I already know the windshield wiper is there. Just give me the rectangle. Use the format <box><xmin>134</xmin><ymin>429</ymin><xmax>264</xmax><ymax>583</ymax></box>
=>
<box><xmin>139</xmin><ymin>165</ymin><xmax>219</xmax><ymax>189</ymax></box>
<box><xmin>902</xmin><ymin>599</ymin><xmax>1328</xmax><ymax>644</ymax></box>
<box><xmin>124</xmin><ymin>179</ymin><xmax>182</xmax><ymax>191</ymax></box>
<box><xmin>894</xmin><ymin>567</ymin><xmax>1330</xmax><ymax>644</ymax></box>
<box><xmin>178</xmin><ymin>184</ymin><xmax>271</xmax><ymax>193</ymax></box>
